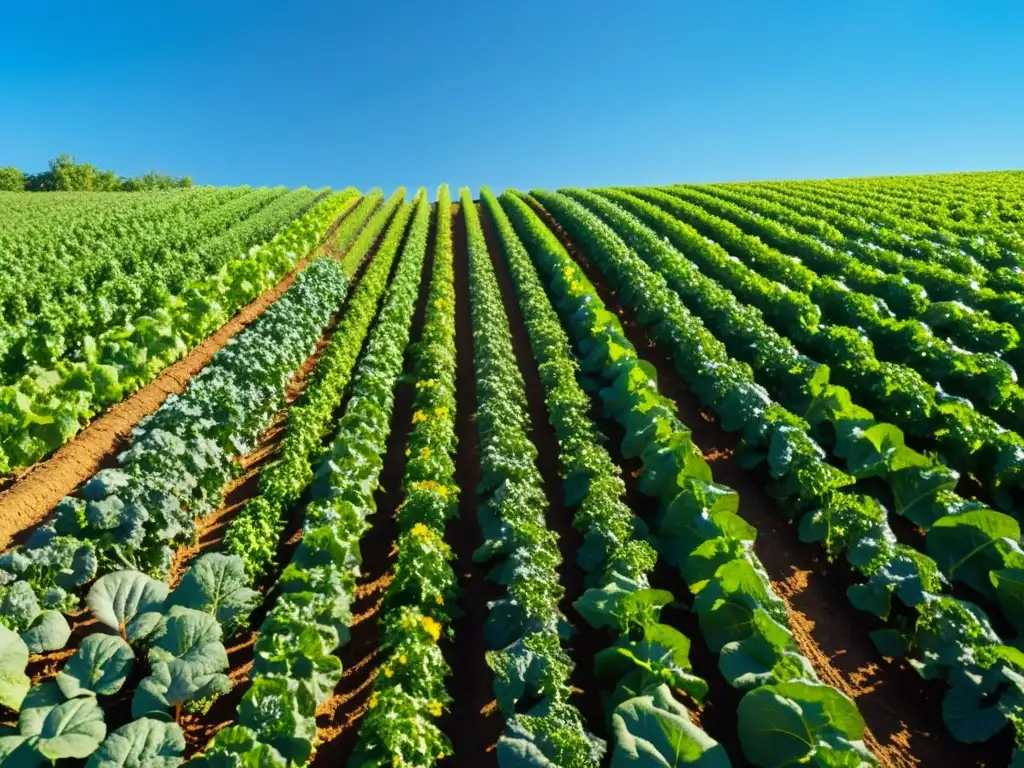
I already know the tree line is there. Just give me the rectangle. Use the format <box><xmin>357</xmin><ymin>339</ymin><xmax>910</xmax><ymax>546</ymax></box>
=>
<box><xmin>0</xmin><ymin>154</ymin><xmax>193</xmax><ymax>192</ymax></box>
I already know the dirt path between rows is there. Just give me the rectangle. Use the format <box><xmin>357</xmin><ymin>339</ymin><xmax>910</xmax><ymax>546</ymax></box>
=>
<box><xmin>523</xmin><ymin>195</ymin><xmax>998</xmax><ymax>768</ymax></box>
<box><xmin>0</xmin><ymin>199</ymin><xmax>365</xmax><ymax>551</ymax></box>
<box><xmin>441</xmin><ymin>204</ymin><xmax>503</xmax><ymax>766</ymax></box>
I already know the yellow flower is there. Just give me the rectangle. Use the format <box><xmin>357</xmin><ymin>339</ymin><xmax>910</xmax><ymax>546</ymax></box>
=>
<box><xmin>434</xmin><ymin>406</ymin><xmax>449</xmax><ymax>419</ymax></box>
<box><xmin>412</xmin><ymin>410</ymin><xmax>428</xmax><ymax>424</ymax></box>
<box><xmin>411</xmin><ymin>523</ymin><xmax>431</xmax><ymax>539</ymax></box>
<box><xmin>421</xmin><ymin>616</ymin><xmax>442</xmax><ymax>642</ymax></box>
<box><xmin>369</xmin><ymin>692</ymin><xmax>379</xmax><ymax>709</ymax></box>
<box><xmin>420</xmin><ymin>446</ymin><xmax>432</xmax><ymax>460</ymax></box>
<box><xmin>384</xmin><ymin>667</ymin><xmax>393</xmax><ymax>678</ymax></box>
<box><xmin>437</xmin><ymin>754</ymin><xmax>445</xmax><ymax>761</ymax></box>
<box><xmin>435</xmin><ymin>485</ymin><xmax>449</xmax><ymax>499</ymax></box>
<box><xmin>399</xmin><ymin>654</ymin><xmax>408</xmax><ymax>665</ymax></box>
<box><xmin>427</xmin><ymin>700</ymin><xmax>443</xmax><ymax>717</ymax></box>
<box><xmin>434</xmin><ymin>594</ymin><xmax>444</xmax><ymax>606</ymax></box>
<box><xmin>416</xmin><ymin>379</ymin><xmax>436</xmax><ymax>389</ymax></box>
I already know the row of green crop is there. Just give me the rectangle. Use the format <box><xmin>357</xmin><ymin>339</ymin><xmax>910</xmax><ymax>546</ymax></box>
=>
<box><xmin>534</xmin><ymin>188</ymin><xmax>1024</xmax><ymax>757</ymax></box>
<box><xmin>461</xmin><ymin>189</ymin><xmax>603</xmax><ymax>766</ymax></box>
<box><xmin>349</xmin><ymin>186</ymin><xmax>458</xmax><ymax>767</ymax></box>
<box><xmin>222</xmin><ymin>190</ymin><xmax>407</xmax><ymax>582</ymax></box>
<box><xmin>190</xmin><ymin>190</ymin><xmax>429</xmax><ymax>766</ymax></box>
<box><xmin>669</xmin><ymin>184</ymin><xmax>1021</xmax><ymax>361</ymax></box>
<box><xmin>0</xmin><ymin>253</ymin><xmax>350</xmax><ymax>639</ymax></box>
<box><xmin>755</xmin><ymin>180</ymin><xmax>1024</xmax><ymax>270</ymax></box>
<box><xmin>587</xmin><ymin>186</ymin><xmax>1024</xmax><ymax>628</ymax></box>
<box><xmin>628</xmin><ymin>186</ymin><xmax>1024</xmax><ymax>513</ymax></box>
<box><xmin>0</xmin><ymin>188</ymin><xmax>366</xmax><ymax>472</ymax></box>
<box><xmin>0</xmin><ymin>186</ymin><xmax>328</xmax><ymax>379</ymax></box>
<box><xmin>481</xmin><ymin>187</ymin><xmax>735</xmax><ymax>766</ymax></box>
<box><xmin>0</xmin><ymin>193</ymin><xmax>376</xmax><ymax>764</ymax></box>
<box><xmin>693</xmin><ymin>183</ymin><xmax>1024</xmax><ymax>357</ymax></box>
<box><xmin>810</xmin><ymin>175</ymin><xmax>1024</xmax><ymax>231</ymax></box>
<box><xmin>500</xmin><ymin>190</ymin><xmax>877</xmax><ymax>767</ymax></box>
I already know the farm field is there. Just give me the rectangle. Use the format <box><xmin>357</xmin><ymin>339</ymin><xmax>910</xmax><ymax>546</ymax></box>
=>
<box><xmin>1</xmin><ymin>171</ymin><xmax>1024</xmax><ymax>767</ymax></box>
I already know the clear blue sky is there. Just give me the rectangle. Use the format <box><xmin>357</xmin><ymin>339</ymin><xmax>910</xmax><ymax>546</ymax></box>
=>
<box><xmin>1</xmin><ymin>1</ymin><xmax>1021</xmax><ymax>194</ymax></box>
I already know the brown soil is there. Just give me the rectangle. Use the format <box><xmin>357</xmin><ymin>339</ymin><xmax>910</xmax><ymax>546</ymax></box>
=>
<box><xmin>440</xmin><ymin>204</ymin><xmax>503</xmax><ymax>766</ymax></box>
<box><xmin>0</xmin><ymin>199</ymin><xmax>366</xmax><ymax>552</ymax></box>
<box><xmin>524</xmin><ymin>195</ymin><xmax>1003</xmax><ymax>767</ymax></box>
<box><xmin>478</xmin><ymin>202</ymin><xmax>607</xmax><ymax>741</ymax></box>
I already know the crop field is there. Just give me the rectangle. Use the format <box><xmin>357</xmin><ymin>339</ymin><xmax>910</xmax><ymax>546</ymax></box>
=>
<box><xmin>1</xmin><ymin>171</ymin><xmax>1024</xmax><ymax>768</ymax></box>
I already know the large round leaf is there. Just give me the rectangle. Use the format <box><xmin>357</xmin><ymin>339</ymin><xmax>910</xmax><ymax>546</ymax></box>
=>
<box><xmin>17</xmin><ymin>681</ymin><xmax>64</xmax><ymax>737</ymax></box>
<box><xmin>58</xmin><ymin>634</ymin><xmax>136</xmax><ymax>698</ymax></box>
<box><xmin>0</xmin><ymin>624</ymin><xmax>31</xmax><ymax>711</ymax></box>
<box><xmin>34</xmin><ymin>695</ymin><xmax>107</xmax><ymax>761</ymax></box>
<box><xmin>167</xmin><ymin>553</ymin><xmax>258</xmax><ymax>631</ymax></box>
<box><xmin>148</xmin><ymin>606</ymin><xmax>228</xmax><ymax>673</ymax></box>
<box><xmin>611</xmin><ymin>684</ymin><xmax>731</xmax><ymax>767</ymax></box>
<box><xmin>85</xmin><ymin>718</ymin><xmax>185</xmax><ymax>768</ymax></box>
<box><xmin>87</xmin><ymin>571</ymin><xmax>168</xmax><ymax>640</ymax></box>
<box><xmin>21</xmin><ymin>610</ymin><xmax>72</xmax><ymax>655</ymax></box>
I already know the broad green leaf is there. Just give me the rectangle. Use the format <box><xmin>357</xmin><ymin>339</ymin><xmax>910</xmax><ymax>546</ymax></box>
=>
<box><xmin>991</xmin><ymin>568</ymin><xmax>1024</xmax><ymax>635</ymax></box>
<box><xmin>719</xmin><ymin>609</ymin><xmax>813</xmax><ymax>690</ymax></box>
<box><xmin>21</xmin><ymin>610</ymin><xmax>72</xmax><ymax>655</ymax></box>
<box><xmin>18</xmin><ymin>681</ymin><xmax>64</xmax><ymax>737</ymax></box>
<box><xmin>737</xmin><ymin>682</ymin><xmax>866</xmax><ymax>768</ymax></box>
<box><xmin>595</xmin><ymin>624</ymin><xmax>708</xmax><ymax>703</ymax></box>
<box><xmin>132</xmin><ymin>660</ymin><xmax>231</xmax><ymax>720</ymax></box>
<box><xmin>148</xmin><ymin>606</ymin><xmax>228</xmax><ymax>674</ymax></box>
<box><xmin>237</xmin><ymin>677</ymin><xmax>316</xmax><ymax>765</ymax></box>
<box><xmin>0</xmin><ymin>731</ymin><xmax>43</xmax><ymax>766</ymax></box>
<box><xmin>85</xmin><ymin>718</ymin><xmax>185</xmax><ymax>768</ymax></box>
<box><xmin>574</xmin><ymin>582</ymin><xmax>673</xmax><ymax>633</ymax></box>
<box><xmin>610</xmin><ymin>683</ymin><xmax>730</xmax><ymax>767</ymax></box>
<box><xmin>87</xmin><ymin>570</ymin><xmax>168</xmax><ymax>639</ymax></box>
<box><xmin>167</xmin><ymin>553</ymin><xmax>259</xmax><ymax>631</ymax></box>
<box><xmin>34</xmin><ymin>695</ymin><xmax>106</xmax><ymax>760</ymax></box>
<box><xmin>942</xmin><ymin>676</ymin><xmax>1008</xmax><ymax>744</ymax></box>
<box><xmin>927</xmin><ymin>510</ymin><xmax>1023</xmax><ymax>597</ymax></box>
<box><xmin>0</xmin><ymin>625</ymin><xmax>31</xmax><ymax>711</ymax></box>
<box><xmin>187</xmin><ymin>725</ymin><xmax>287</xmax><ymax>767</ymax></box>
<box><xmin>57</xmin><ymin>634</ymin><xmax>135</xmax><ymax>698</ymax></box>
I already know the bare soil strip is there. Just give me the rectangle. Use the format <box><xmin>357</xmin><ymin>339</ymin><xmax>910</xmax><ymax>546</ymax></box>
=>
<box><xmin>0</xmin><ymin>201</ymin><xmax>366</xmax><ymax>551</ymax></box>
<box><xmin>525</xmin><ymin>197</ymin><xmax>993</xmax><ymax>768</ymax></box>
<box><xmin>478</xmin><ymin>202</ymin><xmax>607</xmax><ymax>740</ymax></box>
<box><xmin>441</xmin><ymin>204</ymin><xmax>503</xmax><ymax>766</ymax></box>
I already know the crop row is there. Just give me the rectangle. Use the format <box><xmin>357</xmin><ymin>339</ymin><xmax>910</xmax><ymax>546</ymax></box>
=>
<box><xmin>618</xmin><ymin>186</ymin><xmax>1024</xmax><ymax>512</ymax></box>
<box><xmin>499</xmin><ymin>190</ymin><xmax>876</xmax><ymax>767</ymax></box>
<box><xmin>0</xmin><ymin>189</ymin><xmax>364</xmax><ymax>471</ymax></box>
<box><xmin>192</xmin><ymin>189</ymin><xmax>429</xmax><ymax>765</ymax></box>
<box><xmin>530</xmin><ymin>188</ymin><xmax>1024</xmax><ymax>759</ymax></box>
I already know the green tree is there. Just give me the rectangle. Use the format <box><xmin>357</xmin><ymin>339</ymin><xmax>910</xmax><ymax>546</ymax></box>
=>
<box><xmin>0</xmin><ymin>167</ymin><xmax>24</xmax><ymax>191</ymax></box>
<box><xmin>20</xmin><ymin>155</ymin><xmax>195</xmax><ymax>191</ymax></box>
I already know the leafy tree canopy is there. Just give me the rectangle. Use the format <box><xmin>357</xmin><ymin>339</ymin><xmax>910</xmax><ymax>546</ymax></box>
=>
<box><xmin>4</xmin><ymin>154</ymin><xmax>192</xmax><ymax>192</ymax></box>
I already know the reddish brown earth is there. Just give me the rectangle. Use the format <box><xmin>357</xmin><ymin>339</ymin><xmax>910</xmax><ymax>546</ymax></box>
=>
<box><xmin>440</xmin><ymin>204</ymin><xmax>504</xmax><ymax>766</ymax></box>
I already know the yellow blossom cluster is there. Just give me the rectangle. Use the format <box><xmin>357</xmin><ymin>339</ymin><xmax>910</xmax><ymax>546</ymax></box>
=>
<box><xmin>420</xmin><ymin>616</ymin><xmax>442</xmax><ymax>642</ymax></box>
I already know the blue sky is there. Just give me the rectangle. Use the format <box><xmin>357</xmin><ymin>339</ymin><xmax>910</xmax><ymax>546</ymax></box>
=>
<box><xmin>1</xmin><ymin>1</ymin><xmax>1021</xmax><ymax>194</ymax></box>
